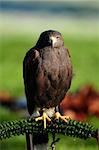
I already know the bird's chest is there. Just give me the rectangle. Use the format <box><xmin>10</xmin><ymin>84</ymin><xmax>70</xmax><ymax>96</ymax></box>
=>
<box><xmin>42</xmin><ymin>49</ymin><xmax>66</xmax><ymax>76</ymax></box>
<box><xmin>35</xmin><ymin>48</ymin><xmax>71</xmax><ymax>108</ymax></box>
<box><xmin>39</xmin><ymin>48</ymin><xmax>68</xmax><ymax>82</ymax></box>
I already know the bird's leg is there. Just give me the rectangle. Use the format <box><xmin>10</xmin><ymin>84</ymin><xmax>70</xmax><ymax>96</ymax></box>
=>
<box><xmin>54</xmin><ymin>112</ymin><xmax>70</xmax><ymax>122</ymax></box>
<box><xmin>54</xmin><ymin>105</ymin><xmax>70</xmax><ymax>122</ymax></box>
<box><xmin>35</xmin><ymin>109</ymin><xmax>51</xmax><ymax>129</ymax></box>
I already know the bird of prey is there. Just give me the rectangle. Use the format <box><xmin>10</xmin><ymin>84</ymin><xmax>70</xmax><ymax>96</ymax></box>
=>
<box><xmin>23</xmin><ymin>30</ymin><xmax>73</xmax><ymax>149</ymax></box>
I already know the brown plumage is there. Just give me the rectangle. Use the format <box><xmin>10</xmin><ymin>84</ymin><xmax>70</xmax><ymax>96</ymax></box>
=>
<box><xmin>23</xmin><ymin>30</ymin><xmax>72</xmax><ymax>115</ymax></box>
<box><xmin>23</xmin><ymin>30</ymin><xmax>72</xmax><ymax>149</ymax></box>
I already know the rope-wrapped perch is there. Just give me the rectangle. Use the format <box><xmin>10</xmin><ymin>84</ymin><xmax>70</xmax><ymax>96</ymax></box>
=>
<box><xmin>0</xmin><ymin>118</ymin><xmax>98</xmax><ymax>141</ymax></box>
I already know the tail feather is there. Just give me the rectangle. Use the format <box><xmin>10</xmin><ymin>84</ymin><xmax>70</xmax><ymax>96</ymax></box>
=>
<box><xmin>26</xmin><ymin>133</ymin><xmax>33</xmax><ymax>150</ymax></box>
<box><xmin>33</xmin><ymin>143</ymin><xmax>48</xmax><ymax>150</ymax></box>
<box><xmin>33</xmin><ymin>133</ymin><xmax>49</xmax><ymax>150</ymax></box>
<box><xmin>33</xmin><ymin>132</ymin><xmax>48</xmax><ymax>144</ymax></box>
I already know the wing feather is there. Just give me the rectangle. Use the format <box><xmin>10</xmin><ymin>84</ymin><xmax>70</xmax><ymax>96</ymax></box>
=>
<box><xmin>23</xmin><ymin>48</ymin><xmax>40</xmax><ymax>115</ymax></box>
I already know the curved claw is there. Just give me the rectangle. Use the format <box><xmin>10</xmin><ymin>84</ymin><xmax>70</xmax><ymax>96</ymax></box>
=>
<box><xmin>54</xmin><ymin>112</ymin><xmax>70</xmax><ymax>122</ymax></box>
<box><xmin>35</xmin><ymin>112</ymin><xmax>51</xmax><ymax>128</ymax></box>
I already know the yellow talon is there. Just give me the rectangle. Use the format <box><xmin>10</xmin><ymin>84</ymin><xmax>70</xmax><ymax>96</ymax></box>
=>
<box><xmin>35</xmin><ymin>112</ymin><xmax>51</xmax><ymax>128</ymax></box>
<box><xmin>54</xmin><ymin>112</ymin><xmax>70</xmax><ymax>122</ymax></box>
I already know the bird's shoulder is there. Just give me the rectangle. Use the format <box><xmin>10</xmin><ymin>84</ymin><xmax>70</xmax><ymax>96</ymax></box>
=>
<box><xmin>23</xmin><ymin>47</ymin><xmax>40</xmax><ymax>79</ymax></box>
<box><xmin>23</xmin><ymin>47</ymin><xmax>40</xmax><ymax>63</ymax></box>
<box><xmin>64</xmin><ymin>47</ymin><xmax>71</xmax><ymax>58</ymax></box>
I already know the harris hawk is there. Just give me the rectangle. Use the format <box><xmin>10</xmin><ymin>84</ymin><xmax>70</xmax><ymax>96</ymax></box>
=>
<box><xmin>23</xmin><ymin>30</ymin><xmax>73</xmax><ymax>149</ymax></box>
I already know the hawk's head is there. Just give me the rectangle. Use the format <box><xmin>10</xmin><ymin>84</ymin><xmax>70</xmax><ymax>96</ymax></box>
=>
<box><xmin>36</xmin><ymin>30</ymin><xmax>64</xmax><ymax>49</ymax></box>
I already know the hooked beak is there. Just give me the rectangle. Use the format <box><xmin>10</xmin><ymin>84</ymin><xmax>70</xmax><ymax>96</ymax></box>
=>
<box><xmin>49</xmin><ymin>36</ymin><xmax>57</xmax><ymax>48</ymax></box>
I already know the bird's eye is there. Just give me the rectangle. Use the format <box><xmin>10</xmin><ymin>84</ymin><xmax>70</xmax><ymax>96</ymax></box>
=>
<box><xmin>56</xmin><ymin>36</ymin><xmax>60</xmax><ymax>39</ymax></box>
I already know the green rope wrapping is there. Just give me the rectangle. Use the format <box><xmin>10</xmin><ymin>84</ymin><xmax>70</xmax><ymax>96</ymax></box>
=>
<box><xmin>0</xmin><ymin>118</ymin><xmax>98</xmax><ymax>141</ymax></box>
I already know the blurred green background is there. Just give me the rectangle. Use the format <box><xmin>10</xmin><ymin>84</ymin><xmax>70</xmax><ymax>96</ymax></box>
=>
<box><xmin>0</xmin><ymin>1</ymin><xmax>99</xmax><ymax>150</ymax></box>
